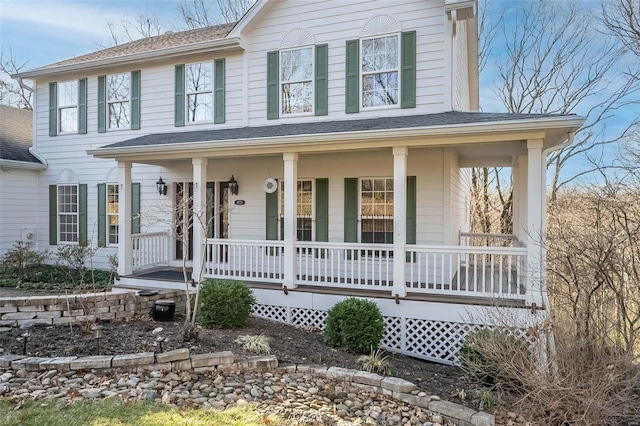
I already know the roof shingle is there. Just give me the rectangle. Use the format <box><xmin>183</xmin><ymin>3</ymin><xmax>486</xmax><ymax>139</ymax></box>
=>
<box><xmin>0</xmin><ymin>105</ymin><xmax>41</xmax><ymax>164</ymax></box>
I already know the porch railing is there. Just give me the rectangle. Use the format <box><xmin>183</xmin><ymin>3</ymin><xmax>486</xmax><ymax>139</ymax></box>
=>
<box><xmin>204</xmin><ymin>239</ymin><xmax>284</xmax><ymax>283</ymax></box>
<box><xmin>406</xmin><ymin>245</ymin><xmax>527</xmax><ymax>299</ymax></box>
<box><xmin>132</xmin><ymin>232</ymin><xmax>170</xmax><ymax>271</ymax></box>
<box><xmin>459</xmin><ymin>232</ymin><xmax>517</xmax><ymax>247</ymax></box>
<box><xmin>294</xmin><ymin>241</ymin><xmax>393</xmax><ymax>290</ymax></box>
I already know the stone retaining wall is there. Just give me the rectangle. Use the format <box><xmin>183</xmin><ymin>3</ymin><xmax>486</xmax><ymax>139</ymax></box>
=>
<box><xmin>0</xmin><ymin>290</ymin><xmax>187</xmax><ymax>326</ymax></box>
<box><xmin>0</xmin><ymin>348</ymin><xmax>494</xmax><ymax>426</ymax></box>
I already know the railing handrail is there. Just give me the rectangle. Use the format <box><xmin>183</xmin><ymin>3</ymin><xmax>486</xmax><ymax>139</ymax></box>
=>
<box><xmin>294</xmin><ymin>241</ymin><xmax>393</xmax><ymax>250</ymax></box>
<box><xmin>459</xmin><ymin>232</ymin><xmax>515</xmax><ymax>239</ymax></box>
<box><xmin>207</xmin><ymin>238</ymin><xmax>284</xmax><ymax>247</ymax></box>
<box><xmin>132</xmin><ymin>231</ymin><xmax>169</xmax><ymax>238</ymax></box>
<box><xmin>409</xmin><ymin>244</ymin><xmax>527</xmax><ymax>255</ymax></box>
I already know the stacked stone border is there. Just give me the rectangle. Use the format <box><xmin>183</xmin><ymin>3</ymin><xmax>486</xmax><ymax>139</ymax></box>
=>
<box><xmin>0</xmin><ymin>348</ymin><xmax>493</xmax><ymax>426</ymax></box>
<box><xmin>0</xmin><ymin>290</ymin><xmax>187</xmax><ymax>326</ymax></box>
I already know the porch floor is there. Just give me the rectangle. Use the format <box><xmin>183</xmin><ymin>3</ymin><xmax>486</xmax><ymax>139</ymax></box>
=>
<box><xmin>118</xmin><ymin>268</ymin><xmax>529</xmax><ymax>309</ymax></box>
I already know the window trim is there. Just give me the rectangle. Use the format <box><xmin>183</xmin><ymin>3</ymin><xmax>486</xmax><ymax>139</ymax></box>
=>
<box><xmin>57</xmin><ymin>184</ymin><xmax>79</xmax><ymax>245</ymax></box>
<box><xmin>279</xmin><ymin>45</ymin><xmax>315</xmax><ymax>117</ymax></box>
<box><xmin>106</xmin><ymin>183</ymin><xmax>119</xmax><ymax>246</ymax></box>
<box><xmin>185</xmin><ymin>61</ymin><xmax>214</xmax><ymax>125</ymax></box>
<box><xmin>57</xmin><ymin>80</ymin><xmax>78</xmax><ymax>134</ymax></box>
<box><xmin>106</xmin><ymin>73</ymin><xmax>131</xmax><ymax>131</ymax></box>
<box><xmin>359</xmin><ymin>177</ymin><xmax>394</xmax><ymax>244</ymax></box>
<box><xmin>359</xmin><ymin>33</ymin><xmax>401</xmax><ymax>111</ymax></box>
<box><xmin>278</xmin><ymin>179</ymin><xmax>315</xmax><ymax>241</ymax></box>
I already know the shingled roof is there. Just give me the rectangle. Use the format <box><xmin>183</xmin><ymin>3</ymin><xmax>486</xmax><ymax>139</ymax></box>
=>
<box><xmin>0</xmin><ymin>105</ymin><xmax>42</xmax><ymax>164</ymax></box>
<box><xmin>29</xmin><ymin>22</ymin><xmax>236</xmax><ymax>73</ymax></box>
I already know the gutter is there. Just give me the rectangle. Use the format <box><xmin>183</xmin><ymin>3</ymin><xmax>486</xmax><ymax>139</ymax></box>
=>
<box><xmin>28</xmin><ymin>147</ymin><xmax>48</xmax><ymax>167</ymax></box>
<box><xmin>87</xmin><ymin>115</ymin><xmax>586</xmax><ymax>158</ymax></box>
<box><xmin>0</xmin><ymin>159</ymin><xmax>47</xmax><ymax>171</ymax></box>
<box><xmin>13</xmin><ymin>37</ymin><xmax>242</xmax><ymax>79</ymax></box>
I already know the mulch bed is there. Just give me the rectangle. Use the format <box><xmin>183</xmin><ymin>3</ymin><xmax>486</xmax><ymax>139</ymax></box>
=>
<box><xmin>0</xmin><ymin>314</ymin><xmax>481</xmax><ymax>409</ymax></box>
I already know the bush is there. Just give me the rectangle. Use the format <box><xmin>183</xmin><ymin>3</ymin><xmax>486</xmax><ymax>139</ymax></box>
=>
<box><xmin>458</xmin><ymin>328</ymin><xmax>529</xmax><ymax>388</ymax></box>
<box><xmin>197</xmin><ymin>279</ymin><xmax>255</xmax><ymax>329</ymax></box>
<box><xmin>324</xmin><ymin>298</ymin><xmax>384</xmax><ymax>354</ymax></box>
<box><xmin>0</xmin><ymin>242</ymin><xmax>48</xmax><ymax>281</ymax></box>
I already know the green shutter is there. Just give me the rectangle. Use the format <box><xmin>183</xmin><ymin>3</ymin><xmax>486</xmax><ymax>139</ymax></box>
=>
<box><xmin>344</xmin><ymin>178</ymin><xmax>358</xmax><ymax>242</ymax></box>
<box><xmin>132</xmin><ymin>182</ymin><xmax>141</xmax><ymax>234</ymax></box>
<box><xmin>131</xmin><ymin>70</ymin><xmax>141</xmax><ymax>130</ymax></box>
<box><xmin>315</xmin><ymin>178</ymin><xmax>329</xmax><ymax>241</ymax></box>
<box><xmin>97</xmin><ymin>183</ymin><xmax>106</xmax><ymax>248</ymax></box>
<box><xmin>79</xmin><ymin>184</ymin><xmax>88</xmax><ymax>246</ymax></box>
<box><xmin>345</xmin><ymin>40</ymin><xmax>359</xmax><ymax>114</ymax></box>
<box><xmin>315</xmin><ymin>44</ymin><xmax>329</xmax><ymax>116</ymax></box>
<box><xmin>401</xmin><ymin>31</ymin><xmax>417</xmax><ymax>109</ymax></box>
<box><xmin>406</xmin><ymin>176</ymin><xmax>417</xmax><ymax>262</ymax></box>
<box><xmin>267</xmin><ymin>51</ymin><xmax>279</xmax><ymax>120</ymax></box>
<box><xmin>175</xmin><ymin>64</ymin><xmax>185</xmax><ymax>127</ymax></box>
<box><xmin>78</xmin><ymin>78</ymin><xmax>87</xmax><ymax>134</ymax></box>
<box><xmin>214</xmin><ymin>59</ymin><xmax>226</xmax><ymax>124</ymax></box>
<box><xmin>49</xmin><ymin>82</ymin><xmax>57</xmax><ymax>137</ymax></box>
<box><xmin>49</xmin><ymin>185</ymin><xmax>57</xmax><ymax>245</ymax></box>
<box><xmin>265</xmin><ymin>185</ymin><xmax>279</xmax><ymax>240</ymax></box>
<box><xmin>97</xmin><ymin>75</ymin><xmax>106</xmax><ymax>133</ymax></box>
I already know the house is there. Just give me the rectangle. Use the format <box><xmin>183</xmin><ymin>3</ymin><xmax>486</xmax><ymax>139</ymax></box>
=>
<box><xmin>0</xmin><ymin>105</ymin><xmax>46</xmax><ymax>257</ymax></box>
<box><xmin>12</xmin><ymin>0</ymin><xmax>584</xmax><ymax>365</ymax></box>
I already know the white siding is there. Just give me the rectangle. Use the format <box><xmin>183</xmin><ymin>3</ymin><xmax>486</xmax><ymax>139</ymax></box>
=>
<box><xmin>245</xmin><ymin>0</ymin><xmax>448</xmax><ymax>125</ymax></box>
<box><xmin>0</xmin><ymin>168</ymin><xmax>41</xmax><ymax>256</ymax></box>
<box><xmin>452</xmin><ymin>19</ymin><xmax>470</xmax><ymax>111</ymax></box>
<box><xmin>449</xmin><ymin>150</ymin><xmax>470</xmax><ymax>245</ymax></box>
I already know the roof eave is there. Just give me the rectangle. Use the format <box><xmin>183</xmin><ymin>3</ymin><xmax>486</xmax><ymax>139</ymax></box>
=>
<box><xmin>87</xmin><ymin>115</ymin><xmax>585</xmax><ymax>159</ymax></box>
<box><xmin>0</xmin><ymin>158</ymin><xmax>47</xmax><ymax>170</ymax></box>
<box><xmin>13</xmin><ymin>37</ymin><xmax>243</xmax><ymax>80</ymax></box>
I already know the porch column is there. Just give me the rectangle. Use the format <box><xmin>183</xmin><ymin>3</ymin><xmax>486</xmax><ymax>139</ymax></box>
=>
<box><xmin>526</xmin><ymin>140</ymin><xmax>544</xmax><ymax>307</ymax></box>
<box><xmin>192</xmin><ymin>158</ymin><xmax>208</xmax><ymax>283</ymax></box>
<box><xmin>516</xmin><ymin>154</ymin><xmax>528</xmax><ymax>244</ymax></box>
<box><xmin>393</xmin><ymin>146</ymin><xmax>408</xmax><ymax>297</ymax></box>
<box><xmin>117</xmin><ymin>161</ymin><xmax>133</xmax><ymax>276</ymax></box>
<box><xmin>283</xmin><ymin>153</ymin><xmax>298</xmax><ymax>290</ymax></box>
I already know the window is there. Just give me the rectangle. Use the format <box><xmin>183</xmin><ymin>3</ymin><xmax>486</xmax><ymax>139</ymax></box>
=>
<box><xmin>58</xmin><ymin>185</ymin><xmax>78</xmax><ymax>243</ymax></box>
<box><xmin>58</xmin><ymin>81</ymin><xmax>78</xmax><ymax>133</ymax></box>
<box><xmin>107</xmin><ymin>184</ymin><xmax>119</xmax><ymax>245</ymax></box>
<box><xmin>361</xmin><ymin>35</ymin><xmax>399</xmax><ymax>108</ymax></box>
<box><xmin>280</xmin><ymin>180</ymin><xmax>313</xmax><ymax>241</ymax></box>
<box><xmin>361</xmin><ymin>178</ymin><xmax>394</xmax><ymax>244</ymax></box>
<box><xmin>186</xmin><ymin>62</ymin><xmax>213</xmax><ymax>122</ymax></box>
<box><xmin>280</xmin><ymin>47</ymin><xmax>313</xmax><ymax>115</ymax></box>
<box><xmin>107</xmin><ymin>73</ymin><xmax>130</xmax><ymax>129</ymax></box>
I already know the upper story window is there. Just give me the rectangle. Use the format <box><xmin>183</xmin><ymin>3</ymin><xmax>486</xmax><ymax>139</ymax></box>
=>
<box><xmin>107</xmin><ymin>73</ymin><xmax>130</xmax><ymax>129</ymax></box>
<box><xmin>361</xmin><ymin>35</ymin><xmax>399</xmax><ymax>108</ymax></box>
<box><xmin>57</xmin><ymin>81</ymin><xmax>78</xmax><ymax>133</ymax></box>
<box><xmin>280</xmin><ymin>47</ymin><xmax>314</xmax><ymax>115</ymax></box>
<box><xmin>186</xmin><ymin>62</ymin><xmax>214</xmax><ymax>123</ymax></box>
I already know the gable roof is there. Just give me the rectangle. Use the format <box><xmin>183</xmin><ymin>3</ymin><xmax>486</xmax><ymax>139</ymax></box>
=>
<box><xmin>0</xmin><ymin>105</ymin><xmax>43</xmax><ymax>165</ymax></box>
<box><xmin>90</xmin><ymin>111</ymin><xmax>584</xmax><ymax>158</ymax></box>
<box><xmin>14</xmin><ymin>22</ymin><xmax>238</xmax><ymax>79</ymax></box>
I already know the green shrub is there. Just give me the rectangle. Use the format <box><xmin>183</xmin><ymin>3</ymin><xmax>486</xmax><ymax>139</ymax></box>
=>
<box><xmin>324</xmin><ymin>298</ymin><xmax>384</xmax><ymax>354</ymax></box>
<box><xmin>458</xmin><ymin>328</ymin><xmax>529</xmax><ymax>388</ymax></box>
<box><xmin>197</xmin><ymin>279</ymin><xmax>255</xmax><ymax>329</ymax></box>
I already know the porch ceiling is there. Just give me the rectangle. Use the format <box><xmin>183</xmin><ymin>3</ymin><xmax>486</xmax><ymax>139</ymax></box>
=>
<box><xmin>88</xmin><ymin>111</ymin><xmax>584</xmax><ymax>163</ymax></box>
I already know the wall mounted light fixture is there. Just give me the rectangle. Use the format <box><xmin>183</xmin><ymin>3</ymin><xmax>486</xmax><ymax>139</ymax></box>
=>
<box><xmin>156</xmin><ymin>177</ymin><xmax>167</xmax><ymax>196</ymax></box>
<box><xmin>228</xmin><ymin>175</ymin><xmax>239</xmax><ymax>195</ymax></box>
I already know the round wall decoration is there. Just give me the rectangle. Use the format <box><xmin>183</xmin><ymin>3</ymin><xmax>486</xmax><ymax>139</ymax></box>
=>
<box><xmin>263</xmin><ymin>178</ymin><xmax>278</xmax><ymax>193</ymax></box>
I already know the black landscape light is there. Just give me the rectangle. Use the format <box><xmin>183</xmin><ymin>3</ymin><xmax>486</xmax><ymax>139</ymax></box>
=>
<box><xmin>152</xmin><ymin>327</ymin><xmax>165</xmax><ymax>353</ymax></box>
<box><xmin>20</xmin><ymin>322</ymin><xmax>34</xmax><ymax>356</ymax></box>
<box><xmin>91</xmin><ymin>324</ymin><xmax>104</xmax><ymax>355</ymax></box>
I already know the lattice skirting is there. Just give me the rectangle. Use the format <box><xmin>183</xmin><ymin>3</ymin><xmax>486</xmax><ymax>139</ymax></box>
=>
<box><xmin>251</xmin><ymin>303</ymin><xmax>515</xmax><ymax>365</ymax></box>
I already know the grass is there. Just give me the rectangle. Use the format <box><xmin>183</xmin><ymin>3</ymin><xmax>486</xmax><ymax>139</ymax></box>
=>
<box><xmin>0</xmin><ymin>399</ymin><xmax>282</xmax><ymax>426</ymax></box>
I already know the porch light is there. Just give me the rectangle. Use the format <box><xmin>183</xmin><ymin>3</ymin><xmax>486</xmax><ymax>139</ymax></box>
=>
<box><xmin>228</xmin><ymin>175</ymin><xmax>239</xmax><ymax>195</ymax></box>
<box><xmin>156</xmin><ymin>177</ymin><xmax>167</xmax><ymax>196</ymax></box>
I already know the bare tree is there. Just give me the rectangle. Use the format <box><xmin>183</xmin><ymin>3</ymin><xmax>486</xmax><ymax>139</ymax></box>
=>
<box><xmin>216</xmin><ymin>0</ymin><xmax>255</xmax><ymax>24</ymax></box>
<box><xmin>0</xmin><ymin>49</ymin><xmax>32</xmax><ymax>110</ymax></box>
<box><xmin>482</xmin><ymin>0</ymin><xmax>640</xmax><ymax>202</ymax></box>
<box><xmin>603</xmin><ymin>0</ymin><xmax>640</xmax><ymax>57</ymax></box>
<box><xmin>105</xmin><ymin>10</ymin><xmax>164</xmax><ymax>46</ymax></box>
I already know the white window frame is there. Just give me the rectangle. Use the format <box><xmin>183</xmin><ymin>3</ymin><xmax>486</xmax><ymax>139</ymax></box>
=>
<box><xmin>279</xmin><ymin>45</ymin><xmax>315</xmax><ymax>116</ymax></box>
<box><xmin>106</xmin><ymin>183</ymin><xmax>119</xmax><ymax>246</ymax></box>
<box><xmin>57</xmin><ymin>80</ymin><xmax>78</xmax><ymax>134</ymax></box>
<box><xmin>57</xmin><ymin>184</ymin><xmax>79</xmax><ymax>244</ymax></box>
<box><xmin>106</xmin><ymin>73</ymin><xmax>130</xmax><ymax>130</ymax></box>
<box><xmin>359</xmin><ymin>177</ymin><xmax>394</xmax><ymax>244</ymax></box>
<box><xmin>185</xmin><ymin>61</ymin><xmax>214</xmax><ymax>124</ymax></box>
<box><xmin>279</xmin><ymin>179</ymin><xmax>315</xmax><ymax>241</ymax></box>
<box><xmin>360</xmin><ymin>33</ymin><xmax>401</xmax><ymax>110</ymax></box>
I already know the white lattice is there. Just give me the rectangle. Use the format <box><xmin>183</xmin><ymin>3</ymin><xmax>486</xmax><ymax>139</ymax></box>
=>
<box><xmin>291</xmin><ymin>308</ymin><xmax>327</xmax><ymax>330</ymax></box>
<box><xmin>382</xmin><ymin>316</ymin><xmax>402</xmax><ymax>350</ymax></box>
<box><xmin>405</xmin><ymin>319</ymin><xmax>482</xmax><ymax>364</ymax></box>
<box><xmin>252</xmin><ymin>304</ymin><xmax>288</xmax><ymax>323</ymax></box>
